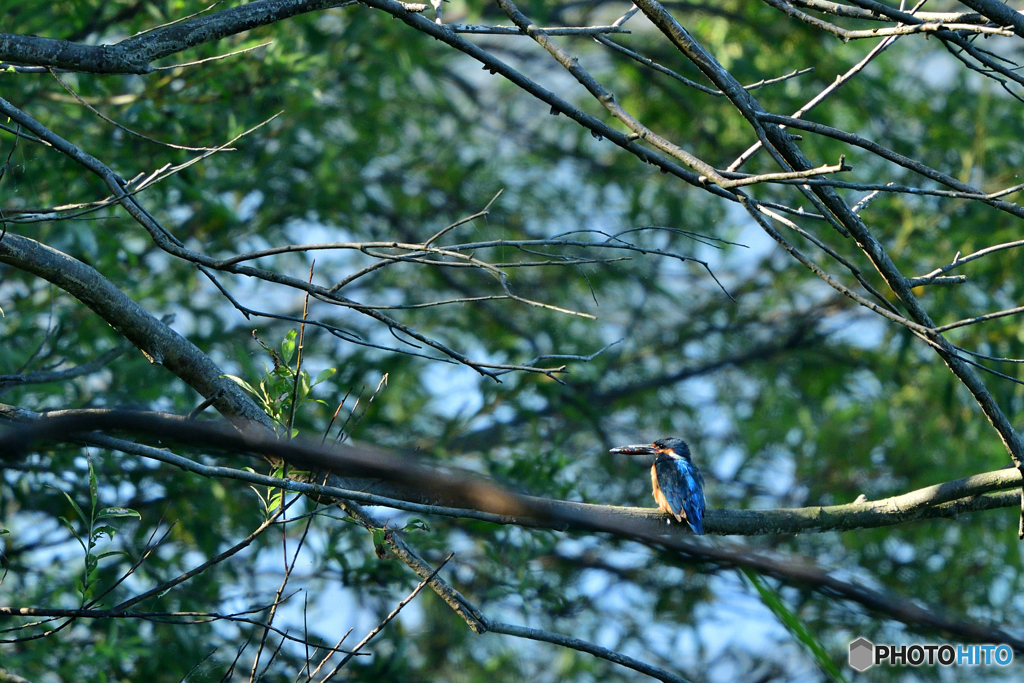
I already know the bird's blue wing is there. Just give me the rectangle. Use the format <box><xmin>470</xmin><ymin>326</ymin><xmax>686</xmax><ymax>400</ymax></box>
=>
<box><xmin>655</xmin><ymin>458</ymin><xmax>706</xmax><ymax>534</ymax></box>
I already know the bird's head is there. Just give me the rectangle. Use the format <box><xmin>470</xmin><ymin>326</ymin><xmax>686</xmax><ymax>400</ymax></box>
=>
<box><xmin>610</xmin><ymin>437</ymin><xmax>691</xmax><ymax>460</ymax></box>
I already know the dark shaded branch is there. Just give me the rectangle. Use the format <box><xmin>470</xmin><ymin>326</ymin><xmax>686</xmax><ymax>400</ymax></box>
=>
<box><xmin>487</xmin><ymin>621</ymin><xmax>693</xmax><ymax>683</ymax></box>
<box><xmin>0</xmin><ymin>344</ymin><xmax>130</xmax><ymax>388</ymax></box>
<box><xmin>3</xmin><ymin>410</ymin><xmax>1020</xmax><ymax>650</ymax></box>
<box><xmin>0</xmin><ymin>233</ymin><xmax>274</xmax><ymax>428</ymax></box>
<box><xmin>0</xmin><ymin>0</ymin><xmax>344</xmax><ymax>73</ymax></box>
<box><xmin>2</xmin><ymin>409</ymin><xmax>1021</xmax><ymax>538</ymax></box>
<box><xmin>941</xmin><ymin>0</ymin><xmax>1024</xmax><ymax>39</ymax></box>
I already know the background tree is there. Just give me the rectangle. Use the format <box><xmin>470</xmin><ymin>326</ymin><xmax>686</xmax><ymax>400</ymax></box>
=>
<box><xmin>2</xmin><ymin>0</ymin><xmax>1024</xmax><ymax>680</ymax></box>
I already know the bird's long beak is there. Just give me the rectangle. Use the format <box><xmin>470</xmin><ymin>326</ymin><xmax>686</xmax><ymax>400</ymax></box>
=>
<box><xmin>609</xmin><ymin>443</ymin><xmax>658</xmax><ymax>455</ymax></box>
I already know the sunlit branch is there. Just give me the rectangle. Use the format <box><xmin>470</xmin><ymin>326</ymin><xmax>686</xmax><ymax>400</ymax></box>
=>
<box><xmin>755</xmin><ymin>112</ymin><xmax>1024</xmax><ymax>222</ymax></box>
<box><xmin>910</xmin><ymin>238</ymin><xmax>1024</xmax><ymax>286</ymax></box>
<box><xmin>448</xmin><ymin>24</ymin><xmax>631</xmax><ymax>35</ymax></box>
<box><xmin>788</xmin><ymin>0</ymin><xmax>985</xmax><ymax>23</ymax></box>
<box><xmin>629</xmin><ymin>0</ymin><xmax>1024</xmax><ymax>538</ymax></box>
<box><xmin>3</xmin><ymin>410</ymin><xmax>1022</xmax><ymax>651</ymax></box>
<box><xmin>3</xmin><ymin>409</ymin><xmax>1023</xmax><ymax>538</ymax></box>
<box><xmin>728</xmin><ymin>29</ymin><xmax>901</xmax><ymax>172</ymax></box>
<box><xmin>595</xmin><ymin>35</ymin><xmax>812</xmax><ymax>96</ymax></box>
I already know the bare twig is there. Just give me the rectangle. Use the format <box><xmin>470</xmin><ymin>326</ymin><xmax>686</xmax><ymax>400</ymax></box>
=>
<box><xmin>321</xmin><ymin>553</ymin><xmax>455</xmax><ymax>678</ymax></box>
<box><xmin>448</xmin><ymin>23</ymin><xmax>630</xmax><ymax>35</ymax></box>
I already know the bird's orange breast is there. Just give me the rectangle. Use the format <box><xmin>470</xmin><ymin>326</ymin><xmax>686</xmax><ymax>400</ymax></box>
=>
<box><xmin>651</xmin><ymin>464</ymin><xmax>684</xmax><ymax>522</ymax></box>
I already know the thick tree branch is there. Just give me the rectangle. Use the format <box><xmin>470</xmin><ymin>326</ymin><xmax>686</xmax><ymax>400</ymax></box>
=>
<box><xmin>0</xmin><ymin>0</ymin><xmax>344</xmax><ymax>73</ymax></box>
<box><xmin>2</xmin><ymin>408</ymin><xmax>1020</xmax><ymax>537</ymax></box>
<box><xmin>937</xmin><ymin>0</ymin><xmax>1024</xmax><ymax>39</ymax></box>
<box><xmin>0</xmin><ymin>234</ymin><xmax>274</xmax><ymax>428</ymax></box>
<box><xmin>2</xmin><ymin>409</ymin><xmax>1020</xmax><ymax>649</ymax></box>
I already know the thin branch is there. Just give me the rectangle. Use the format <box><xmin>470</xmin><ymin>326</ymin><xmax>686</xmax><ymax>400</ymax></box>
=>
<box><xmin>48</xmin><ymin>70</ymin><xmax>225</xmax><ymax>151</ymax></box>
<box><xmin>250</xmin><ymin>499</ymin><xmax>316</xmax><ymax>681</ymax></box>
<box><xmin>424</xmin><ymin>189</ymin><xmax>502</xmax><ymax>246</ymax></box>
<box><xmin>843</xmin><ymin>21</ymin><xmax>1014</xmax><ymax>38</ymax></box>
<box><xmin>911</xmin><ymin>238</ymin><xmax>1024</xmax><ymax>286</ymax></box>
<box><xmin>286</xmin><ymin>262</ymin><xmax>315</xmax><ymax>435</ymax></box>
<box><xmin>488</xmin><ymin>621</ymin><xmax>693</xmax><ymax>683</ymax></box>
<box><xmin>154</xmin><ymin>39</ymin><xmax>271</xmax><ymax>70</ymax></box>
<box><xmin>0</xmin><ymin>344</ymin><xmax>130</xmax><ymax>388</ymax></box>
<box><xmin>933</xmin><ymin>304</ymin><xmax>1024</xmax><ymax>334</ymax></box>
<box><xmin>788</xmin><ymin>0</ymin><xmax>984</xmax><ymax>23</ymax></box>
<box><xmin>717</xmin><ymin>156</ymin><xmax>851</xmax><ymax>188</ymax></box>
<box><xmin>448</xmin><ymin>24</ymin><xmax>631</xmax><ymax>35</ymax></box>
<box><xmin>630</xmin><ymin>0</ymin><xmax>1024</xmax><ymax>538</ymax></box>
<box><xmin>113</xmin><ymin>511</ymin><xmax>282</xmax><ymax>612</ymax></box>
<box><xmin>4</xmin><ymin>408</ymin><xmax>1024</xmax><ymax>537</ymax></box>
<box><xmin>321</xmin><ymin>553</ymin><xmax>455</xmax><ymax>679</ymax></box>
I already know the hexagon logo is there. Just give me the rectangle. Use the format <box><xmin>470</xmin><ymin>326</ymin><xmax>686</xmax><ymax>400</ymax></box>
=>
<box><xmin>849</xmin><ymin>637</ymin><xmax>875</xmax><ymax>672</ymax></box>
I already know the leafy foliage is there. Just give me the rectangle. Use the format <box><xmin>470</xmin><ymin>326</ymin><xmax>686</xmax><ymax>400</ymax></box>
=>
<box><xmin>2</xmin><ymin>0</ymin><xmax>1024</xmax><ymax>681</ymax></box>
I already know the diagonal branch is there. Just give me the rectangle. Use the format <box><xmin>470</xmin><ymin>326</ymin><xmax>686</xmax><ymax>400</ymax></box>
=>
<box><xmin>0</xmin><ymin>0</ymin><xmax>345</xmax><ymax>74</ymax></box>
<box><xmin>0</xmin><ymin>234</ymin><xmax>274</xmax><ymax>428</ymax></box>
<box><xmin>630</xmin><ymin>0</ymin><xmax>1024</xmax><ymax>537</ymax></box>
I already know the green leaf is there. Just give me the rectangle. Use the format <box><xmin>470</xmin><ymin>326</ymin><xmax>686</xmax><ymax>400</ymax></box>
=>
<box><xmin>403</xmin><ymin>518</ymin><xmax>430</xmax><ymax>533</ymax></box>
<box><xmin>97</xmin><ymin>507</ymin><xmax>142</xmax><ymax>520</ymax></box>
<box><xmin>87</xmin><ymin>457</ymin><xmax>98</xmax><ymax>513</ymax></box>
<box><xmin>222</xmin><ymin>374</ymin><xmax>258</xmax><ymax>396</ymax></box>
<box><xmin>248</xmin><ymin>485</ymin><xmax>270</xmax><ymax>516</ymax></box>
<box><xmin>312</xmin><ymin>367</ymin><xmax>336</xmax><ymax>386</ymax></box>
<box><xmin>281</xmin><ymin>329</ymin><xmax>297</xmax><ymax>365</ymax></box>
<box><xmin>58</xmin><ymin>515</ymin><xmax>85</xmax><ymax>550</ymax></box>
<box><xmin>95</xmin><ymin>550</ymin><xmax>128</xmax><ymax>561</ymax></box>
<box><xmin>741</xmin><ymin>568</ymin><xmax>848</xmax><ymax>683</ymax></box>
<box><xmin>54</xmin><ymin>487</ymin><xmax>87</xmax><ymax>525</ymax></box>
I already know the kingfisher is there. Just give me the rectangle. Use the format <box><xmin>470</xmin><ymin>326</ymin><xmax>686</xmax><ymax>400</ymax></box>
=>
<box><xmin>610</xmin><ymin>437</ymin><xmax>706</xmax><ymax>534</ymax></box>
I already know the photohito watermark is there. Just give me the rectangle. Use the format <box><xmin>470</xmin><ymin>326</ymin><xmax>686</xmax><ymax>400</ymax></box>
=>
<box><xmin>848</xmin><ymin>638</ymin><xmax>1013</xmax><ymax>672</ymax></box>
